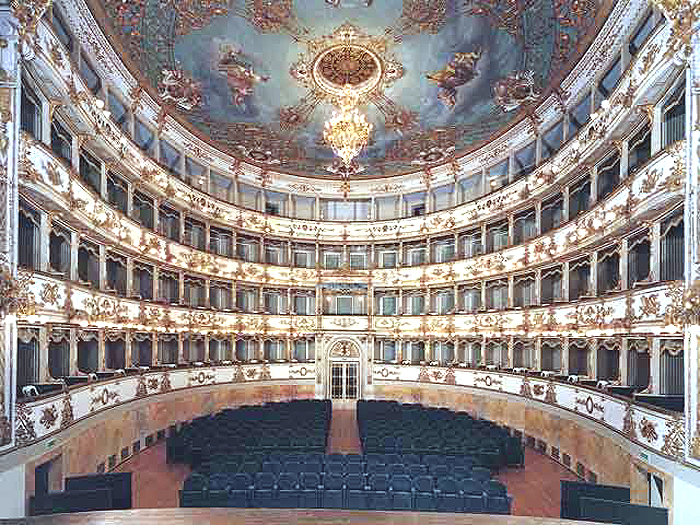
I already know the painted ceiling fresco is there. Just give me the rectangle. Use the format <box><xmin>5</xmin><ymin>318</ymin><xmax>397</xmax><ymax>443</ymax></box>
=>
<box><xmin>95</xmin><ymin>0</ymin><xmax>609</xmax><ymax>178</ymax></box>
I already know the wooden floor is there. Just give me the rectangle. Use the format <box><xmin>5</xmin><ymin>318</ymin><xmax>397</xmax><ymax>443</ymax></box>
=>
<box><xmin>114</xmin><ymin>432</ymin><xmax>578</xmax><ymax>517</ymax></box>
<box><xmin>0</xmin><ymin>508</ymin><xmax>599</xmax><ymax>525</ymax></box>
<box><xmin>495</xmin><ymin>448</ymin><xmax>579</xmax><ymax>517</ymax></box>
<box><xmin>327</xmin><ymin>402</ymin><xmax>363</xmax><ymax>454</ymax></box>
<box><xmin>113</xmin><ymin>440</ymin><xmax>191</xmax><ymax>508</ymax></box>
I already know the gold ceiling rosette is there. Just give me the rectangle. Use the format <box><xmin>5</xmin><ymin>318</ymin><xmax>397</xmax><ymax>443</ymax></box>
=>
<box><xmin>287</xmin><ymin>23</ymin><xmax>405</xmax><ymax>167</ymax></box>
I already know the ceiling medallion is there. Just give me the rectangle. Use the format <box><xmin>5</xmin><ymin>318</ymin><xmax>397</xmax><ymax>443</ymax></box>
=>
<box><xmin>289</xmin><ymin>23</ymin><xmax>405</xmax><ymax>166</ymax></box>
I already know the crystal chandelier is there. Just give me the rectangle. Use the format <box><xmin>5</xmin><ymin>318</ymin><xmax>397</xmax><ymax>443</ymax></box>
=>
<box><xmin>323</xmin><ymin>85</ymin><xmax>372</xmax><ymax>166</ymax></box>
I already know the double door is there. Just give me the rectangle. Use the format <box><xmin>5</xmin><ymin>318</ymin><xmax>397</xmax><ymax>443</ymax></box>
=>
<box><xmin>330</xmin><ymin>361</ymin><xmax>359</xmax><ymax>400</ymax></box>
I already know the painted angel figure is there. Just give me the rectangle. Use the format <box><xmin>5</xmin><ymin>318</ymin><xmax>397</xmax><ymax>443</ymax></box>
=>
<box><xmin>217</xmin><ymin>44</ymin><xmax>269</xmax><ymax>107</ymax></box>
<box><xmin>426</xmin><ymin>50</ymin><xmax>481</xmax><ymax>108</ymax></box>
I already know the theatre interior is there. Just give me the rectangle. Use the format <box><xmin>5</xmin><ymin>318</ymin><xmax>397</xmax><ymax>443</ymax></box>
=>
<box><xmin>1</xmin><ymin>0</ymin><xmax>700</xmax><ymax>523</ymax></box>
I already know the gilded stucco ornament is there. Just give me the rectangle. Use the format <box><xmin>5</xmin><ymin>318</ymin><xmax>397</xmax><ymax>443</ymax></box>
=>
<box><xmin>650</xmin><ymin>0</ymin><xmax>700</xmax><ymax>63</ymax></box>
<box><xmin>0</xmin><ymin>259</ymin><xmax>36</xmax><ymax>319</ymax></box>
<box><xmin>11</xmin><ymin>0</ymin><xmax>52</xmax><ymax>59</ymax></box>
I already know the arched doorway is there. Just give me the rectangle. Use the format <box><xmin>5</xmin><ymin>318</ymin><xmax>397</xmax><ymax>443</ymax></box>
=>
<box><xmin>327</xmin><ymin>339</ymin><xmax>361</xmax><ymax>400</ymax></box>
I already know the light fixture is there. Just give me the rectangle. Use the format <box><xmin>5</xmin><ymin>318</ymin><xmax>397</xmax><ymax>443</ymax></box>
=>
<box><xmin>323</xmin><ymin>85</ymin><xmax>372</xmax><ymax>166</ymax></box>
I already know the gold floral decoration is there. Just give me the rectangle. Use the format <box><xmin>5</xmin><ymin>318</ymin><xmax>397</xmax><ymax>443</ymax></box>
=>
<box><xmin>640</xmin><ymin>417</ymin><xmax>659</xmax><ymax>442</ymax></box>
<box><xmin>59</xmin><ymin>395</ymin><xmax>74</xmax><ymax>430</ymax></box>
<box><xmin>39</xmin><ymin>406</ymin><xmax>58</xmax><ymax>429</ymax></box>
<box><xmin>0</xmin><ymin>261</ymin><xmax>36</xmax><ymax>319</ymax></box>
<box><xmin>660</xmin><ymin>416</ymin><xmax>686</xmax><ymax>460</ymax></box>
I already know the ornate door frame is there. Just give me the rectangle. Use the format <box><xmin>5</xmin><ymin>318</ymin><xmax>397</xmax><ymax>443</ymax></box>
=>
<box><xmin>318</xmin><ymin>336</ymin><xmax>367</xmax><ymax>400</ymax></box>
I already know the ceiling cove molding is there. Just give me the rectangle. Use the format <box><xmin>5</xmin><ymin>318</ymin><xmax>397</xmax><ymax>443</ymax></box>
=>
<box><xmin>54</xmin><ymin>0</ymin><xmax>645</xmax><ymax>185</ymax></box>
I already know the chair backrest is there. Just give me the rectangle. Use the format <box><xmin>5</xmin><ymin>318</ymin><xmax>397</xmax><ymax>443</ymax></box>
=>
<box><xmin>240</xmin><ymin>461</ymin><xmax>259</xmax><ymax>474</ymax></box>
<box><xmin>346</xmin><ymin>454</ymin><xmax>363</xmax><ymax>463</ymax></box>
<box><xmin>324</xmin><ymin>472</ymin><xmax>344</xmax><ymax>490</ymax></box>
<box><xmin>345</xmin><ymin>473</ymin><xmax>365</xmax><ymax>490</ymax></box>
<box><xmin>485</xmin><ymin>479</ymin><xmax>507</xmax><ymax>496</ymax></box>
<box><xmin>325</xmin><ymin>462</ymin><xmax>344</xmax><ymax>474</ymax></box>
<box><xmin>284</xmin><ymin>461</ymin><xmax>303</xmax><ymax>473</ymax></box>
<box><xmin>389</xmin><ymin>463</ymin><xmax>406</xmax><ymax>475</ymax></box>
<box><xmin>472</xmin><ymin>466</ymin><xmax>491</xmax><ymax>481</ymax></box>
<box><xmin>385</xmin><ymin>453</ymin><xmax>401</xmax><ymax>464</ymax></box>
<box><xmin>183</xmin><ymin>474</ymin><xmax>207</xmax><ymax>491</ymax></box>
<box><xmin>326</xmin><ymin>454</ymin><xmax>345</xmax><ymax>464</ymax></box>
<box><xmin>262</xmin><ymin>461</ymin><xmax>281</xmax><ymax>474</ymax></box>
<box><xmin>254</xmin><ymin>472</ymin><xmax>276</xmax><ymax>489</ymax></box>
<box><xmin>390</xmin><ymin>475</ymin><xmax>412</xmax><ymax>492</ymax></box>
<box><xmin>408</xmin><ymin>464</ymin><xmax>428</xmax><ymax>477</ymax></box>
<box><xmin>208</xmin><ymin>473</ymin><xmax>229</xmax><ymax>490</ymax></box>
<box><xmin>430</xmin><ymin>464</ymin><xmax>449</xmax><ymax>478</ymax></box>
<box><xmin>304</xmin><ymin>461</ymin><xmax>322</xmax><ymax>473</ymax></box>
<box><xmin>231</xmin><ymin>473</ymin><xmax>252</xmax><ymax>490</ymax></box>
<box><xmin>424</xmin><ymin>455</ymin><xmax>443</xmax><ymax>466</ymax></box>
<box><xmin>413</xmin><ymin>475</ymin><xmax>433</xmax><ymax>492</ymax></box>
<box><xmin>345</xmin><ymin>462</ymin><xmax>365</xmax><ymax>474</ymax></box>
<box><xmin>300</xmin><ymin>472</ymin><xmax>320</xmax><ymax>489</ymax></box>
<box><xmin>453</xmin><ymin>465</ymin><xmax>471</xmax><ymax>479</ymax></box>
<box><xmin>402</xmin><ymin>454</ymin><xmax>420</xmax><ymax>465</ymax></box>
<box><xmin>368</xmin><ymin>473</ymin><xmax>389</xmax><ymax>490</ymax></box>
<box><xmin>437</xmin><ymin>476</ymin><xmax>459</xmax><ymax>494</ymax></box>
<box><xmin>461</xmin><ymin>478</ymin><xmax>484</xmax><ymax>495</ymax></box>
<box><xmin>276</xmin><ymin>472</ymin><xmax>298</xmax><ymax>490</ymax></box>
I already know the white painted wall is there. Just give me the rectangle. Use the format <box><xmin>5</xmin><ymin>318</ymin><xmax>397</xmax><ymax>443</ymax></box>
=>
<box><xmin>673</xmin><ymin>475</ymin><xmax>700</xmax><ymax>525</ymax></box>
<box><xmin>0</xmin><ymin>463</ymin><xmax>25</xmax><ymax>518</ymax></box>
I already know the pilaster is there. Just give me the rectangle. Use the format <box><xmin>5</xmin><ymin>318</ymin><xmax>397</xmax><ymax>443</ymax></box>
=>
<box><xmin>0</xmin><ymin>1</ymin><xmax>38</xmax><ymax>449</ymax></box>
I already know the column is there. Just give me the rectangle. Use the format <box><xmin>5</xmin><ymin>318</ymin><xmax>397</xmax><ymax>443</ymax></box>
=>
<box><xmin>684</xmin><ymin>14</ymin><xmax>700</xmax><ymax>464</ymax></box>
<box><xmin>151</xmin><ymin>333</ymin><xmax>158</xmax><ymax>366</ymax></box>
<box><xmin>39</xmin><ymin>212</ymin><xmax>50</xmax><ymax>272</ymax></box>
<box><xmin>650</xmin><ymin>221</ymin><xmax>661</xmax><ymax>282</ymax></box>
<box><xmin>507</xmin><ymin>275</ymin><xmax>514</xmax><ymax>309</ymax></box>
<box><xmin>562</xmin><ymin>261</ymin><xmax>570</xmax><ymax>302</ymax></box>
<box><xmin>152</xmin><ymin>266</ymin><xmax>159</xmax><ymax>302</ymax></box>
<box><xmin>619</xmin><ymin>238</ymin><xmax>629</xmax><ymax>290</ymax></box>
<box><xmin>562</xmin><ymin>187</ymin><xmax>570</xmax><ymax>222</ymax></box>
<box><xmin>69</xmin><ymin>328</ymin><xmax>78</xmax><ymax>375</ymax></box>
<box><xmin>649</xmin><ymin>338</ymin><xmax>661</xmax><ymax>395</ymax></box>
<box><xmin>534</xmin><ymin>337</ymin><xmax>542</xmax><ymax>371</ymax></box>
<box><xmin>38</xmin><ymin>327</ymin><xmax>49</xmax><ymax>382</ymax></box>
<box><xmin>98</xmin><ymin>330</ymin><xmax>106</xmax><ymax>371</ymax></box>
<box><xmin>177</xmin><ymin>333</ymin><xmax>184</xmax><ymax>364</ymax></box>
<box><xmin>126</xmin><ymin>257</ymin><xmax>134</xmax><ymax>297</ymax></box>
<box><xmin>152</xmin><ymin>198</ymin><xmax>160</xmax><ymax>233</ymax></box>
<box><xmin>98</xmin><ymin>244</ymin><xmax>107</xmax><ymax>291</ymax></box>
<box><xmin>619</xmin><ymin>338</ymin><xmax>629</xmax><ymax>385</ymax></box>
<box><xmin>588</xmin><ymin>252</ymin><xmax>597</xmax><ymax>297</ymax></box>
<box><xmin>127</xmin><ymin>183</ymin><xmax>134</xmax><ymax>218</ymax></box>
<box><xmin>204</xmin><ymin>334</ymin><xmax>210</xmax><ymax>362</ymax></box>
<box><xmin>534</xmin><ymin>269</ymin><xmax>542</xmax><ymax>305</ymax></box>
<box><xmin>70</xmin><ymin>231</ymin><xmax>79</xmax><ymax>281</ymax></box>
<box><xmin>561</xmin><ymin>338</ymin><xmax>569</xmax><ymax>375</ymax></box>
<box><xmin>125</xmin><ymin>332</ymin><xmax>132</xmax><ymax>368</ymax></box>
<box><xmin>587</xmin><ymin>339</ymin><xmax>597</xmax><ymax>379</ymax></box>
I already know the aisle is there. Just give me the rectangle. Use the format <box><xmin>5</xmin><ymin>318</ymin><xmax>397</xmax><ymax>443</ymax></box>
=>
<box><xmin>326</xmin><ymin>400</ymin><xmax>363</xmax><ymax>454</ymax></box>
<box><xmin>495</xmin><ymin>448</ymin><xmax>579</xmax><ymax>517</ymax></box>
